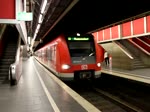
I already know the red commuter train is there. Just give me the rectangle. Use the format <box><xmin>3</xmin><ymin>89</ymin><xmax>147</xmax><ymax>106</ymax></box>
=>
<box><xmin>35</xmin><ymin>33</ymin><xmax>104</xmax><ymax>81</ymax></box>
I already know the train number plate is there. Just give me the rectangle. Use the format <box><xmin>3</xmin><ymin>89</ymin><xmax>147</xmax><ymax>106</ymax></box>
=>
<box><xmin>81</xmin><ymin>64</ymin><xmax>88</xmax><ymax>70</ymax></box>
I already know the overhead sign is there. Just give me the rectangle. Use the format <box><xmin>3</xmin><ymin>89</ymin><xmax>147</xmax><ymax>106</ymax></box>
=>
<box><xmin>17</xmin><ymin>12</ymin><xmax>33</xmax><ymax>21</ymax></box>
<box><xmin>68</xmin><ymin>37</ymin><xmax>90</xmax><ymax>41</ymax></box>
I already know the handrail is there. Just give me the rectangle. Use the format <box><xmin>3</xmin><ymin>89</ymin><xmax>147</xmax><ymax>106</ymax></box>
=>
<box><xmin>9</xmin><ymin>36</ymin><xmax>21</xmax><ymax>85</ymax></box>
<box><xmin>137</xmin><ymin>38</ymin><xmax>150</xmax><ymax>47</ymax></box>
<box><xmin>128</xmin><ymin>38</ymin><xmax>150</xmax><ymax>56</ymax></box>
<box><xmin>113</xmin><ymin>41</ymin><xmax>134</xmax><ymax>59</ymax></box>
<box><xmin>139</xmin><ymin>36</ymin><xmax>150</xmax><ymax>45</ymax></box>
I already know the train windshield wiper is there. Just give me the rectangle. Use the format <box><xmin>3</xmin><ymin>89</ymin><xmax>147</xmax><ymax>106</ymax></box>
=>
<box><xmin>89</xmin><ymin>52</ymin><xmax>94</xmax><ymax>56</ymax></box>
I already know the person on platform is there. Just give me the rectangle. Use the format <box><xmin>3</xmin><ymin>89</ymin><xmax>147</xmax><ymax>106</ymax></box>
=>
<box><xmin>104</xmin><ymin>51</ymin><xmax>109</xmax><ymax>66</ymax></box>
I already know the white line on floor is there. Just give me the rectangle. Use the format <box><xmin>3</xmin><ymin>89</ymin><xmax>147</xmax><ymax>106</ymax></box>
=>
<box><xmin>33</xmin><ymin>61</ymin><xmax>60</xmax><ymax>112</ymax></box>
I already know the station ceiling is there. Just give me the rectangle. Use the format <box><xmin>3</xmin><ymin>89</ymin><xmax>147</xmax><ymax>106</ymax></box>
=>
<box><xmin>30</xmin><ymin>0</ymin><xmax>150</xmax><ymax>51</ymax></box>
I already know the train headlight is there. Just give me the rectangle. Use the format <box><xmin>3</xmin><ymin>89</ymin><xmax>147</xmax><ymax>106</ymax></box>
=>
<box><xmin>62</xmin><ymin>64</ymin><xmax>70</xmax><ymax>69</ymax></box>
<box><xmin>97</xmin><ymin>63</ymin><xmax>101</xmax><ymax>67</ymax></box>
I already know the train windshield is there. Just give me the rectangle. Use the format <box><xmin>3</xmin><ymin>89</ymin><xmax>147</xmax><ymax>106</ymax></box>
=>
<box><xmin>67</xmin><ymin>36</ymin><xmax>95</xmax><ymax>57</ymax></box>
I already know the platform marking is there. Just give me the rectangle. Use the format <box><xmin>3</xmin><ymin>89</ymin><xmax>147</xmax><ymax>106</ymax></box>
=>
<box><xmin>33</xmin><ymin>61</ymin><xmax>60</xmax><ymax>112</ymax></box>
<box><xmin>34</xmin><ymin>58</ymin><xmax>101</xmax><ymax>112</ymax></box>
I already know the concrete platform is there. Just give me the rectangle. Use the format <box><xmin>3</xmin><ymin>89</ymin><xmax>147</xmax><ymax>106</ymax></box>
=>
<box><xmin>0</xmin><ymin>57</ymin><xmax>101</xmax><ymax>112</ymax></box>
<box><xmin>101</xmin><ymin>65</ymin><xmax>150</xmax><ymax>84</ymax></box>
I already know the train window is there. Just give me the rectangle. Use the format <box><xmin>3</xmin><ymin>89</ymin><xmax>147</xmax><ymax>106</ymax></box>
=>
<box><xmin>48</xmin><ymin>45</ymin><xmax>56</xmax><ymax>61</ymax></box>
<box><xmin>68</xmin><ymin>41</ymin><xmax>95</xmax><ymax>57</ymax></box>
<box><xmin>52</xmin><ymin>45</ymin><xmax>56</xmax><ymax>62</ymax></box>
<box><xmin>49</xmin><ymin>46</ymin><xmax>53</xmax><ymax>60</ymax></box>
<box><xmin>47</xmin><ymin>46</ymin><xmax>51</xmax><ymax>60</ymax></box>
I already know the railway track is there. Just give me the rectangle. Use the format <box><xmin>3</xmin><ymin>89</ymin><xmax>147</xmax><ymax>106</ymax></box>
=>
<box><xmin>66</xmin><ymin>80</ymin><xmax>133</xmax><ymax>112</ymax></box>
<box><xmin>93</xmin><ymin>87</ymin><xmax>143</xmax><ymax>112</ymax></box>
<box><xmin>65</xmin><ymin>74</ymin><xmax>150</xmax><ymax>112</ymax></box>
<box><xmin>94</xmin><ymin>74</ymin><xmax>150</xmax><ymax>112</ymax></box>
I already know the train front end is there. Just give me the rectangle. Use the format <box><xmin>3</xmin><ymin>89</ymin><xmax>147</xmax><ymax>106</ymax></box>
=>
<box><xmin>60</xmin><ymin>34</ymin><xmax>102</xmax><ymax>80</ymax></box>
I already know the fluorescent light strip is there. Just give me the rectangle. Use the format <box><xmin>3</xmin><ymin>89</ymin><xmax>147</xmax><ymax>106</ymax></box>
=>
<box><xmin>37</xmin><ymin>24</ymin><xmax>41</xmax><ymax>30</ymax></box>
<box><xmin>32</xmin><ymin>0</ymin><xmax>47</xmax><ymax>46</ymax></box>
<box><xmin>35</xmin><ymin>29</ymin><xmax>38</xmax><ymax>34</ymax></box>
<box><xmin>24</xmin><ymin>0</ymin><xmax>26</xmax><ymax>12</ymax></box>
<box><xmin>28</xmin><ymin>36</ymin><xmax>30</xmax><ymax>45</ymax></box>
<box><xmin>33</xmin><ymin>33</ymin><xmax>37</xmax><ymax>41</ymax></box>
<box><xmin>41</xmin><ymin>0</ymin><xmax>47</xmax><ymax>14</ymax></box>
<box><xmin>38</xmin><ymin>14</ymin><xmax>43</xmax><ymax>23</ymax></box>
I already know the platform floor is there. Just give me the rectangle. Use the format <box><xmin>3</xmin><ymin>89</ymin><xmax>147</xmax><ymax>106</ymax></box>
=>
<box><xmin>101</xmin><ymin>64</ymin><xmax>150</xmax><ymax>84</ymax></box>
<box><xmin>0</xmin><ymin>57</ymin><xmax>101</xmax><ymax>112</ymax></box>
<box><xmin>0</xmin><ymin>57</ymin><xmax>149</xmax><ymax>112</ymax></box>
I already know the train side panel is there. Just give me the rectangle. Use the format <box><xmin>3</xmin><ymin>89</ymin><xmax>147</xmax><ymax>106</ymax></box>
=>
<box><xmin>35</xmin><ymin>39</ymin><xmax>60</xmax><ymax>76</ymax></box>
<box><xmin>45</xmin><ymin>38</ymin><xmax>60</xmax><ymax>76</ymax></box>
<box><xmin>57</xmin><ymin>34</ymin><xmax>72</xmax><ymax>72</ymax></box>
<box><xmin>55</xmin><ymin>35</ymin><xmax>73</xmax><ymax>80</ymax></box>
<box><xmin>95</xmin><ymin>42</ymin><xmax>105</xmax><ymax>63</ymax></box>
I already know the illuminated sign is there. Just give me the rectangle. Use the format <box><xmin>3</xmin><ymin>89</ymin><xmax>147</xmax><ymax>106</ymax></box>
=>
<box><xmin>68</xmin><ymin>37</ymin><xmax>89</xmax><ymax>41</ymax></box>
<box><xmin>17</xmin><ymin>12</ymin><xmax>33</xmax><ymax>21</ymax></box>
